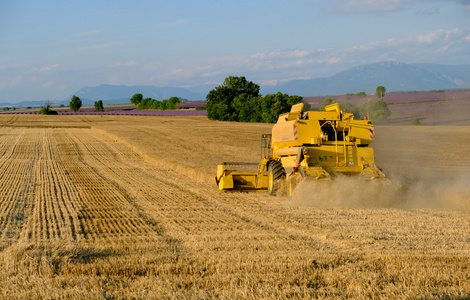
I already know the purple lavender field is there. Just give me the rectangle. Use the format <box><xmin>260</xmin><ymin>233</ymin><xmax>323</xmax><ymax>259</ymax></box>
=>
<box><xmin>1</xmin><ymin>104</ymin><xmax>207</xmax><ymax>117</ymax></box>
<box><xmin>303</xmin><ymin>90</ymin><xmax>470</xmax><ymax>109</ymax></box>
<box><xmin>303</xmin><ymin>90</ymin><xmax>470</xmax><ymax>125</ymax></box>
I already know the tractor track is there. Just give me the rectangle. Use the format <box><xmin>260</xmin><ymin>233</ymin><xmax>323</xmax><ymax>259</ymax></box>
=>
<box><xmin>0</xmin><ymin>128</ymin><xmax>38</xmax><ymax>248</ymax></box>
<box><xmin>64</xmin><ymin>128</ymin><xmax>349</xmax><ymax>253</ymax></box>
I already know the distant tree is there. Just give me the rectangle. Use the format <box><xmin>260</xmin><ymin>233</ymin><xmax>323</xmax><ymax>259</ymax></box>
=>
<box><xmin>137</xmin><ymin>97</ymin><xmax>152</xmax><ymax>110</ymax></box>
<box><xmin>39</xmin><ymin>100</ymin><xmax>58</xmax><ymax>115</ymax></box>
<box><xmin>303</xmin><ymin>101</ymin><xmax>311</xmax><ymax>111</ymax></box>
<box><xmin>320</xmin><ymin>98</ymin><xmax>338</xmax><ymax>111</ymax></box>
<box><xmin>69</xmin><ymin>95</ymin><xmax>82</xmax><ymax>112</ymax></box>
<box><xmin>130</xmin><ymin>93</ymin><xmax>143</xmax><ymax>105</ymax></box>
<box><xmin>94</xmin><ymin>100</ymin><xmax>104</xmax><ymax>111</ymax></box>
<box><xmin>410</xmin><ymin>118</ymin><xmax>420</xmax><ymax>125</ymax></box>
<box><xmin>320</xmin><ymin>98</ymin><xmax>361</xmax><ymax>119</ymax></box>
<box><xmin>358</xmin><ymin>98</ymin><xmax>391</xmax><ymax>123</ymax></box>
<box><xmin>339</xmin><ymin>101</ymin><xmax>360</xmax><ymax>119</ymax></box>
<box><xmin>167</xmin><ymin>96</ymin><xmax>181</xmax><ymax>110</ymax></box>
<box><xmin>376</xmin><ymin>86</ymin><xmax>386</xmax><ymax>98</ymax></box>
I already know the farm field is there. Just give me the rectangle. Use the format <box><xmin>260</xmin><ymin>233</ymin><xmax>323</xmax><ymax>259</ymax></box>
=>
<box><xmin>0</xmin><ymin>114</ymin><xmax>469</xmax><ymax>298</ymax></box>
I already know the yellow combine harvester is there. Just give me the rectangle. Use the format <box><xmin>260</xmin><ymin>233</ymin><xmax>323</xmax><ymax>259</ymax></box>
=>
<box><xmin>216</xmin><ymin>103</ymin><xmax>386</xmax><ymax>195</ymax></box>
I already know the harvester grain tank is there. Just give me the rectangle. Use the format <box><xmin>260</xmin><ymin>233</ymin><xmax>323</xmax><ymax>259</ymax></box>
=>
<box><xmin>216</xmin><ymin>103</ymin><xmax>386</xmax><ymax>195</ymax></box>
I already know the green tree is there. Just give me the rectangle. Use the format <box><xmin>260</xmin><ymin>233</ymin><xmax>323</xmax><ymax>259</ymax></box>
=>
<box><xmin>358</xmin><ymin>98</ymin><xmax>391</xmax><ymax>123</ymax></box>
<box><xmin>206</xmin><ymin>76</ymin><xmax>303</xmax><ymax>123</ymax></box>
<box><xmin>261</xmin><ymin>92</ymin><xmax>302</xmax><ymax>123</ymax></box>
<box><xmin>206</xmin><ymin>86</ymin><xmax>235</xmax><ymax>120</ymax></box>
<box><xmin>160</xmin><ymin>99</ymin><xmax>170</xmax><ymax>110</ymax></box>
<box><xmin>376</xmin><ymin>86</ymin><xmax>386</xmax><ymax>98</ymax></box>
<box><xmin>94</xmin><ymin>100</ymin><xmax>104</xmax><ymax>111</ymax></box>
<box><xmin>206</xmin><ymin>76</ymin><xmax>260</xmax><ymax>121</ymax></box>
<box><xmin>137</xmin><ymin>97</ymin><xmax>153</xmax><ymax>110</ymax></box>
<box><xmin>167</xmin><ymin>96</ymin><xmax>181</xmax><ymax>110</ymax></box>
<box><xmin>39</xmin><ymin>100</ymin><xmax>58</xmax><ymax>115</ymax></box>
<box><xmin>130</xmin><ymin>93</ymin><xmax>143</xmax><ymax>105</ymax></box>
<box><xmin>233</xmin><ymin>94</ymin><xmax>263</xmax><ymax>123</ymax></box>
<box><xmin>69</xmin><ymin>96</ymin><xmax>82</xmax><ymax>112</ymax></box>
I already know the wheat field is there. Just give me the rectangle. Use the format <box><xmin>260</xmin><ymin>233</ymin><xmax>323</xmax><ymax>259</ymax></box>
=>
<box><xmin>0</xmin><ymin>114</ymin><xmax>469</xmax><ymax>299</ymax></box>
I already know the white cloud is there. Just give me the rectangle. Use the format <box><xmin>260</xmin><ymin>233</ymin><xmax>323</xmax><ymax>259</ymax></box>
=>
<box><xmin>28</xmin><ymin>64</ymin><xmax>60</xmax><ymax>73</ymax></box>
<box><xmin>326</xmin><ymin>57</ymin><xmax>341</xmax><ymax>64</ymax></box>
<box><xmin>417</xmin><ymin>29</ymin><xmax>445</xmax><ymax>43</ymax></box>
<box><xmin>141</xmin><ymin>28</ymin><xmax>468</xmax><ymax>86</ymax></box>
<box><xmin>190</xmin><ymin>28</ymin><xmax>470</xmax><ymax>83</ymax></box>
<box><xmin>2</xmin><ymin>25</ymin><xmax>470</xmax><ymax>102</ymax></box>
<box><xmin>288</xmin><ymin>50</ymin><xmax>315</xmax><ymax>58</ymax></box>
<box><xmin>111</xmin><ymin>61</ymin><xmax>138</xmax><ymax>67</ymax></box>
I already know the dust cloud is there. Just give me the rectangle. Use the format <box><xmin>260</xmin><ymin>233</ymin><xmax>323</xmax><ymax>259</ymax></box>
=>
<box><xmin>288</xmin><ymin>126</ymin><xmax>469</xmax><ymax>212</ymax></box>
<box><xmin>289</xmin><ymin>173</ymin><xmax>470</xmax><ymax>212</ymax></box>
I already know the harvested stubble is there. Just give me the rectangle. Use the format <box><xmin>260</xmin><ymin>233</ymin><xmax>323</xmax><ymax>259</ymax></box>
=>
<box><xmin>0</xmin><ymin>114</ymin><xmax>469</xmax><ymax>299</ymax></box>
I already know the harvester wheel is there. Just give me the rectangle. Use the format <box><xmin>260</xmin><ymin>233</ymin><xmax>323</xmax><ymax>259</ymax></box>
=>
<box><xmin>267</xmin><ymin>161</ymin><xmax>285</xmax><ymax>196</ymax></box>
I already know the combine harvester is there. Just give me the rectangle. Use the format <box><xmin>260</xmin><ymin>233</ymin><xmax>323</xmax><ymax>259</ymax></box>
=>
<box><xmin>216</xmin><ymin>103</ymin><xmax>386</xmax><ymax>195</ymax></box>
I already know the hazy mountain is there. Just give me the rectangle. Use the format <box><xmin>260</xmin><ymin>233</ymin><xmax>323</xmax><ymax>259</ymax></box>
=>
<box><xmin>263</xmin><ymin>61</ymin><xmax>470</xmax><ymax>96</ymax></box>
<box><xmin>3</xmin><ymin>62</ymin><xmax>470</xmax><ymax>108</ymax></box>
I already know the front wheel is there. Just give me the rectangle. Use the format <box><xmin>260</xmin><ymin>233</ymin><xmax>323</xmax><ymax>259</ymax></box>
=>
<box><xmin>267</xmin><ymin>161</ymin><xmax>285</xmax><ymax>196</ymax></box>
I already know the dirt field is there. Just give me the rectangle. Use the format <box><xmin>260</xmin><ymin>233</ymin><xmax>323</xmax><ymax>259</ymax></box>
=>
<box><xmin>0</xmin><ymin>114</ymin><xmax>469</xmax><ymax>299</ymax></box>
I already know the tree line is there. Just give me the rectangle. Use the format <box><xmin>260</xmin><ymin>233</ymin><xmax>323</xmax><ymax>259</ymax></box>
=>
<box><xmin>130</xmin><ymin>94</ymin><xmax>181</xmax><ymax>110</ymax></box>
<box><xmin>206</xmin><ymin>76</ymin><xmax>304</xmax><ymax>123</ymax></box>
<box><xmin>206</xmin><ymin>77</ymin><xmax>391</xmax><ymax>123</ymax></box>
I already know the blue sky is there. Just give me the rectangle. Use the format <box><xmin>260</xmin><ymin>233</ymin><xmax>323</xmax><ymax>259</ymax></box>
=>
<box><xmin>1</xmin><ymin>0</ymin><xmax>469</xmax><ymax>102</ymax></box>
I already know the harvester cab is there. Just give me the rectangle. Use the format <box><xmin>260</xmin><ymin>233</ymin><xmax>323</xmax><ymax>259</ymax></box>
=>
<box><xmin>216</xmin><ymin>102</ymin><xmax>386</xmax><ymax>195</ymax></box>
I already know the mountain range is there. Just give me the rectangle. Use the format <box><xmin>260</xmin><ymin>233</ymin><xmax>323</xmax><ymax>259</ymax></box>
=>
<box><xmin>262</xmin><ymin>61</ymin><xmax>470</xmax><ymax>96</ymax></box>
<box><xmin>3</xmin><ymin>61</ymin><xmax>470</xmax><ymax>107</ymax></box>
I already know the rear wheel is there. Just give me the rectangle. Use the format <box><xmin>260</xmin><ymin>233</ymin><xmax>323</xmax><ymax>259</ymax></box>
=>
<box><xmin>267</xmin><ymin>161</ymin><xmax>286</xmax><ymax>196</ymax></box>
